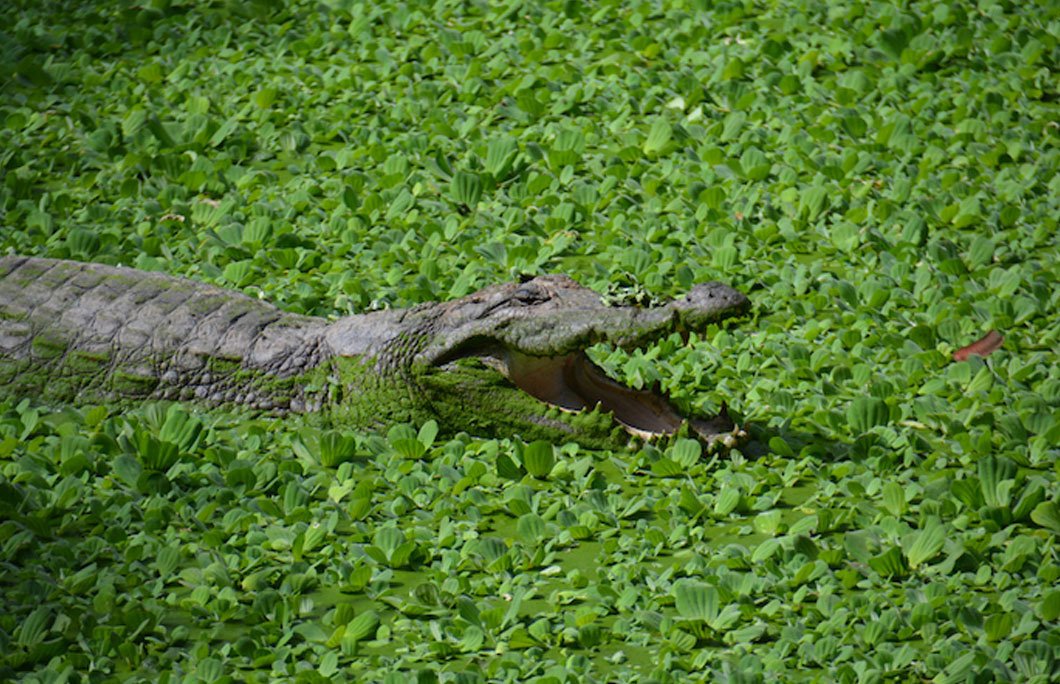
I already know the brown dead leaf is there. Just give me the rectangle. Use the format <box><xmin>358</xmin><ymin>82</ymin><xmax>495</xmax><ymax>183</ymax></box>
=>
<box><xmin>953</xmin><ymin>330</ymin><xmax>1004</xmax><ymax>362</ymax></box>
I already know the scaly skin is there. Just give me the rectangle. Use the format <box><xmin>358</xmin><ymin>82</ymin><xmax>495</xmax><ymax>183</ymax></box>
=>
<box><xmin>0</xmin><ymin>256</ymin><xmax>750</xmax><ymax>449</ymax></box>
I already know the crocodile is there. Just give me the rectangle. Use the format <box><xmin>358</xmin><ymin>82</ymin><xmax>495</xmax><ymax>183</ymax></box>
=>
<box><xmin>0</xmin><ymin>256</ymin><xmax>750</xmax><ymax>450</ymax></box>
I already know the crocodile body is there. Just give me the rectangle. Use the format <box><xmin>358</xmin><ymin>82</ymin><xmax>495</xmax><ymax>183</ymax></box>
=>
<box><xmin>0</xmin><ymin>256</ymin><xmax>749</xmax><ymax>450</ymax></box>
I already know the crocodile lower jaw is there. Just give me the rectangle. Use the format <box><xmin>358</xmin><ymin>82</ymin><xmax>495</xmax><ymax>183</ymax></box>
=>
<box><xmin>493</xmin><ymin>349</ymin><xmax>744</xmax><ymax>446</ymax></box>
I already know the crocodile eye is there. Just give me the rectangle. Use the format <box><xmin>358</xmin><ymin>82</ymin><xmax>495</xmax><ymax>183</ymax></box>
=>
<box><xmin>513</xmin><ymin>283</ymin><xmax>549</xmax><ymax>305</ymax></box>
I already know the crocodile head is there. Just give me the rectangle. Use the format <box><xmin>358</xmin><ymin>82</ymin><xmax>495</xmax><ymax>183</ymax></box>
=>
<box><xmin>333</xmin><ymin>274</ymin><xmax>750</xmax><ymax>450</ymax></box>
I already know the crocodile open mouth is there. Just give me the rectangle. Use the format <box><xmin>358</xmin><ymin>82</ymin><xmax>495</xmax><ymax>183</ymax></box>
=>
<box><xmin>495</xmin><ymin>349</ymin><xmax>742</xmax><ymax>446</ymax></box>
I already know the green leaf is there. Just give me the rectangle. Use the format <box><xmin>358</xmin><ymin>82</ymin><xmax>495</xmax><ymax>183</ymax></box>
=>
<box><xmin>984</xmin><ymin>612</ymin><xmax>1014</xmax><ymax>642</ymax></box>
<box><xmin>159</xmin><ymin>404</ymin><xmax>203</xmax><ymax>451</ymax></box>
<box><xmin>136</xmin><ymin>432</ymin><xmax>180</xmax><ymax>471</ymax></box>
<box><xmin>478</xmin><ymin>537</ymin><xmax>508</xmax><ymax>564</ymax></box>
<box><xmin>222</xmin><ymin>261</ymin><xmax>252</xmax><ymax>287</ymax></box>
<box><xmin>14</xmin><ymin>56</ymin><xmax>53</xmax><ymax>86</ymax></box>
<box><xmin>643</xmin><ymin>118</ymin><xmax>672</xmax><ymax>154</ymax></box>
<box><xmin>751</xmin><ymin>537</ymin><xmax>781</xmax><ymax>563</ymax></box>
<box><xmin>450</xmin><ymin>171</ymin><xmax>483</xmax><ymax>208</ymax></box>
<box><xmin>1031</xmin><ymin>502</ymin><xmax>1060</xmax><ymax>535</ymax></box>
<box><xmin>669</xmin><ymin>628</ymin><xmax>697</xmax><ymax>651</ymax></box>
<box><xmin>319</xmin><ymin>651</ymin><xmax>339</xmax><ymax>677</ymax></box>
<box><xmin>136</xmin><ymin>62</ymin><xmax>164</xmax><ymax>83</ymax></box>
<box><xmin>18</xmin><ymin>406</ymin><xmax>39</xmax><ymax>440</ymax></box>
<box><xmin>373</xmin><ymin>527</ymin><xmax>406</xmax><ymax>562</ymax></box>
<box><xmin>672</xmin><ymin>580</ymin><xmax>740</xmax><ymax>631</ymax></box>
<box><xmin>528</xmin><ymin>617</ymin><xmax>550</xmax><ymax>642</ymax></box>
<box><xmin>1012</xmin><ymin>482</ymin><xmax>1046</xmax><ymax>521</ymax></box>
<box><xmin>651</xmin><ymin>457</ymin><xmax>683</xmax><ymax>477</ymax></box>
<box><xmin>979</xmin><ymin>456</ymin><xmax>1017</xmax><ymax>508</ymax></box>
<box><xmin>458</xmin><ymin>596</ymin><xmax>481</xmax><ymax>626</ymax></box>
<box><xmin>882</xmin><ymin>481</ymin><xmax>906</xmax><ymax>517</ymax></box>
<box><xmin>868</xmin><ymin>546</ymin><xmax>908</xmax><ymax>578</ymax></box>
<box><xmin>671</xmin><ymin>439</ymin><xmax>701</xmax><ymax>468</ymax></box>
<box><xmin>1039</xmin><ymin>591</ymin><xmax>1060</xmax><ymax>622</ymax></box>
<box><xmin>122</xmin><ymin>108</ymin><xmax>148</xmax><ymax>138</ymax></box>
<box><xmin>904</xmin><ymin>516</ymin><xmax>945</xmax><ymax>569</ymax></box>
<box><xmin>753</xmin><ymin>510</ymin><xmax>783</xmax><ymax>536</ymax></box>
<box><xmin>721</xmin><ymin>111</ymin><xmax>745</xmax><ymax>141</ymax></box>
<box><xmin>209</xmin><ymin>117</ymin><xmax>239</xmax><ymax>147</ymax></box>
<box><xmin>967</xmin><ymin>365</ymin><xmax>994</xmax><ymax>393</ymax></box>
<box><xmin>417</xmin><ymin>420</ymin><xmax>439</xmax><ymax>447</ymax></box>
<box><xmin>673</xmin><ymin>580</ymin><xmax>717</xmax><ymax>621</ymax></box>
<box><xmin>501</xmin><ymin>587</ymin><xmax>526</xmax><ymax>630</ymax></box>
<box><xmin>679</xmin><ymin>486</ymin><xmax>705</xmax><ymax>516</ymax></box>
<box><xmin>548</xmin><ymin>129</ymin><xmax>584</xmax><ymax>168</ymax></box>
<box><xmin>485</xmin><ymin>137</ymin><xmax>519</xmax><ymax>179</ymax></box>
<box><xmin>16</xmin><ymin>606</ymin><xmax>50</xmax><ymax>647</ymax></box>
<box><xmin>714</xmin><ymin>486</ymin><xmax>740</xmax><ymax>516</ymax></box>
<box><xmin>516</xmin><ymin>513</ymin><xmax>546</xmax><ymax>543</ymax></box>
<box><xmin>841</xmin><ymin>115</ymin><xmax>867</xmax><ymax>138</ymax></box>
<box><xmin>390</xmin><ymin>438</ymin><xmax>426</xmax><ymax>460</ymax></box>
<box><xmin>348</xmin><ymin>495</ymin><xmax>372</xmax><ymax>521</ymax></box>
<box><xmin>768</xmin><ymin>436</ymin><xmax>794</xmax><ymax>458</ymax></box>
<box><xmin>113</xmin><ymin>454</ymin><xmax>143</xmax><ymax>488</ymax></box>
<box><xmin>255</xmin><ymin>87</ymin><xmax>278</xmax><ymax>109</ymax></box>
<box><xmin>389</xmin><ymin>541</ymin><xmax>416</xmax><ymax>568</ymax></box>
<box><xmin>385</xmin><ymin>188</ymin><xmax>414</xmax><ymax>222</ymax></box>
<box><xmin>967</xmin><ymin>236</ymin><xmax>995</xmax><ymax>269</ymax></box>
<box><xmin>951</xmin><ymin>478</ymin><xmax>984</xmax><ymax>509</ymax></box>
<box><xmin>800</xmin><ymin>185</ymin><xmax>829</xmax><ymax>220</ymax></box>
<box><xmin>197</xmin><ymin>658</ymin><xmax>224</xmax><ymax>682</ymax></box>
<box><xmin>319</xmin><ymin>430</ymin><xmax>358</xmax><ymax>467</ymax></box>
<box><xmin>713</xmin><ymin>245</ymin><xmax>738</xmax><ymax>269</ymax></box>
<box><xmin>347</xmin><ymin>610</ymin><xmax>380</xmax><ymax>641</ymax></box>
<box><xmin>578</xmin><ymin>623</ymin><xmax>603</xmax><ymax>648</ymax></box>
<box><xmin>934</xmin><ymin>651</ymin><xmax>976</xmax><ymax>684</ymax></box>
<box><xmin>522</xmin><ymin>440</ymin><xmax>555</xmax><ymax>478</ymax></box>
<box><xmin>497</xmin><ymin>452</ymin><xmax>525</xmax><ymax>480</ymax></box>
<box><xmin>847</xmin><ymin>397</ymin><xmax>889</xmax><ymax>434</ymax></box>
<box><xmin>701</xmin><ymin>186</ymin><xmax>726</xmax><ymax>209</ymax></box>
<box><xmin>156</xmin><ymin>545</ymin><xmax>180</xmax><ymax>577</ymax></box>
<box><xmin>552</xmin><ymin>128</ymin><xmax>584</xmax><ymax>154</ymax></box>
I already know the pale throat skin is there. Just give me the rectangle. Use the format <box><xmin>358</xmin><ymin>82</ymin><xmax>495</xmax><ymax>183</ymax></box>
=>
<box><xmin>0</xmin><ymin>256</ymin><xmax>750</xmax><ymax>450</ymax></box>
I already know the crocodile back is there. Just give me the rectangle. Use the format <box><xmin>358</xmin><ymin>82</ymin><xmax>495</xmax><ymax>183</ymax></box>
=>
<box><xmin>0</xmin><ymin>256</ymin><xmax>327</xmax><ymax>404</ymax></box>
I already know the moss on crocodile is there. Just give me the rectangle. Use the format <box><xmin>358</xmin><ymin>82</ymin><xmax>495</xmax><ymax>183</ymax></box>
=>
<box><xmin>30</xmin><ymin>334</ymin><xmax>67</xmax><ymax>360</ymax></box>
<box><xmin>67</xmin><ymin>350</ymin><xmax>110</xmax><ymax>373</ymax></box>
